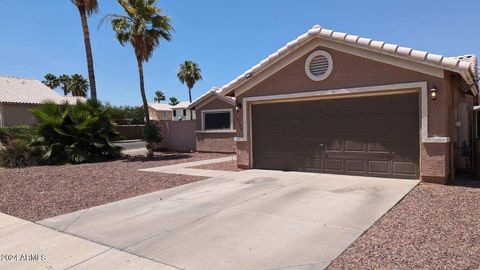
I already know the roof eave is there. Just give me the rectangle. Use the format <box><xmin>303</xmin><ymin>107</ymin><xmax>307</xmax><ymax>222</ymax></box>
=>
<box><xmin>219</xmin><ymin>26</ymin><xmax>478</xmax><ymax>97</ymax></box>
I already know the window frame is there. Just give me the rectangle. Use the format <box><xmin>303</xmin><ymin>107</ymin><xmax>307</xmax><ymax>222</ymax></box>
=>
<box><xmin>201</xmin><ymin>109</ymin><xmax>234</xmax><ymax>132</ymax></box>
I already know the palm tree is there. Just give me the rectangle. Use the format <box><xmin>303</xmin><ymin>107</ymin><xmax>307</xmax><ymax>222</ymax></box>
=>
<box><xmin>177</xmin><ymin>60</ymin><xmax>202</xmax><ymax>104</ymax></box>
<box><xmin>101</xmin><ymin>0</ymin><xmax>173</xmax><ymax>124</ymax></box>
<box><xmin>169</xmin><ymin>96</ymin><xmax>179</xmax><ymax>106</ymax></box>
<box><xmin>154</xmin><ymin>90</ymin><xmax>166</xmax><ymax>103</ymax></box>
<box><xmin>42</xmin><ymin>73</ymin><xmax>59</xmax><ymax>89</ymax></box>
<box><xmin>70</xmin><ymin>74</ymin><xmax>89</xmax><ymax>97</ymax></box>
<box><xmin>71</xmin><ymin>0</ymin><xmax>98</xmax><ymax>101</ymax></box>
<box><xmin>58</xmin><ymin>74</ymin><xmax>72</xmax><ymax>96</ymax></box>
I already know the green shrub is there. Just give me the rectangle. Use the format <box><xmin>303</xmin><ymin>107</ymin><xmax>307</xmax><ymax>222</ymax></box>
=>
<box><xmin>143</xmin><ymin>122</ymin><xmax>162</xmax><ymax>158</ymax></box>
<box><xmin>0</xmin><ymin>138</ymin><xmax>41</xmax><ymax>168</ymax></box>
<box><xmin>30</xmin><ymin>99</ymin><xmax>123</xmax><ymax>164</ymax></box>
<box><xmin>104</xmin><ymin>103</ymin><xmax>145</xmax><ymax>124</ymax></box>
<box><xmin>0</xmin><ymin>126</ymin><xmax>37</xmax><ymax>144</ymax></box>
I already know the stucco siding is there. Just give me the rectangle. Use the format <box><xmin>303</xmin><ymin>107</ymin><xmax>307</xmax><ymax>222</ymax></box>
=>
<box><xmin>1</xmin><ymin>103</ymin><xmax>39</xmax><ymax>127</ymax></box>
<box><xmin>196</xmin><ymin>132</ymin><xmax>236</xmax><ymax>153</ymax></box>
<box><xmin>149</xmin><ymin>107</ymin><xmax>172</xmax><ymax>121</ymax></box>
<box><xmin>233</xmin><ymin>43</ymin><xmax>468</xmax><ymax>182</ymax></box>
<box><xmin>194</xmin><ymin>96</ymin><xmax>236</xmax><ymax>153</ymax></box>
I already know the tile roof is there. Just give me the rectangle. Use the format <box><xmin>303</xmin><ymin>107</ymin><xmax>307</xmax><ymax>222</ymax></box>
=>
<box><xmin>171</xmin><ymin>101</ymin><xmax>191</xmax><ymax>109</ymax></box>
<box><xmin>454</xmin><ymin>54</ymin><xmax>478</xmax><ymax>82</ymax></box>
<box><xmin>220</xmin><ymin>25</ymin><xmax>478</xmax><ymax>95</ymax></box>
<box><xmin>0</xmin><ymin>76</ymin><xmax>84</xmax><ymax>105</ymax></box>
<box><xmin>148</xmin><ymin>103</ymin><xmax>172</xmax><ymax>111</ymax></box>
<box><xmin>188</xmin><ymin>87</ymin><xmax>236</xmax><ymax>109</ymax></box>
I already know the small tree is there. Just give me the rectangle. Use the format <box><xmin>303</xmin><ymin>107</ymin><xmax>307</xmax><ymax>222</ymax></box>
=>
<box><xmin>169</xmin><ymin>96</ymin><xmax>179</xmax><ymax>106</ymax></box>
<box><xmin>143</xmin><ymin>122</ymin><xmax>162</xmax><ymax>158</ymax></box>
<box><xmin>154</xmin><ymin>90</ymin><xmax>166</xmax><ymax>103</ymax></box>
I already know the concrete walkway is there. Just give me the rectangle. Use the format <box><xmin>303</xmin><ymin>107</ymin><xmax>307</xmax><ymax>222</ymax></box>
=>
<box><xmin>39</xmin><ymin>170</ymin><xmax>418</xmax><ymax>270</ymax></box>
<box><xmin>0</xmin><ymin>213</ymin><xmax>176</xmax><ymax>270</ymax></box>
<box><xmin>139</xmin><ymin>156</ymin><xmax>237</xmax><ymax>177</ymax></box>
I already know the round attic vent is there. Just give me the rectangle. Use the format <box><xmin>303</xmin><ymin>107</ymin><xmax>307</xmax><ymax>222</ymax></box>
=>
<box><xmin>305</xmin><ymin>50</ymin><xmax>333</xmax><ymax>81</ymax></box>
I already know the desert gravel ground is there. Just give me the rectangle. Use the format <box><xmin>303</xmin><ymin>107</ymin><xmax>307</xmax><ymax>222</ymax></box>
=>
<box><xmin>328</xmin><ymin>179</ymin><xmax>480</xmax><ymax>270</ymax></box>
<box><xmin>190</xmin><ymin>159</ymin><xmax>240</xmax><ymax>171</ymax></box>
<box><xmin>0</xmin><ymin>152</ymin><xmax>230</xmax><ymax>221</ymax></box>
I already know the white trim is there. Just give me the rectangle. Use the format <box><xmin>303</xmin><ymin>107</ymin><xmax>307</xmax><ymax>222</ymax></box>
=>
<box><xmin>234</xmin><ymin>81</ymin><xmax>450</xmax><ymax>144</ymax></box>
<box><xmin>201</xmin><ymin>108</ymin><xmax>234</xmax><ymax>132</ymax></box>
<box><xmin>188</xmin><ymin>91</ymin><xmax>236</xmax><ymax>110</ymax></box>
<box><xmin>305</xmin><ymin>50</ymin><xmax>333</xmax><ymax>81</ymax></box>
<box><xmin>195</xmin><ymin>95</ymin><xmax>236</xmax><ymax>111</ymax></box>
<box><xmin>228</xmin><ymin>38</ymin><xmax>446</xmax><ymax>97</ymax></box>
<box><xmin>195</xmin><ymin>130</ymin><xmax>236</xmax><ymax>134</ymax></box>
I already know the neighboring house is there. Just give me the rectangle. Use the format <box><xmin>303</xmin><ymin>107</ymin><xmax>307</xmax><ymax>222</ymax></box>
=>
<box><xmin>148</xmin><ymin>103</ymin><xmax>172</xmax><ymax>121</ymax></box>
<box><xmin>196</xmin><ymin>25</ymin><xmax>478</xmax><ymax>184</ymax></box>
<box><xmin>0</xmin><ymin>76</ymin><xmax>85</xmax><ymax>127</ymax></box>
<box><xmin>188</xmin><ymin>87</ymin><xmax>236</xmax><ymax>153</ymax></box>
<box><xmin>148</xmin><ymin>101</ymin><xmax>195</xmax><ymax>121</ymax></box>
<box><xmin>171</xmin><ymin>101</ymin><xmax>196</xmax><ymax>121</ymax></box>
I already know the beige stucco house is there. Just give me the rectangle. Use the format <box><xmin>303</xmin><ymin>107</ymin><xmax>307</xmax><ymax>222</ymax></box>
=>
<box><xmin>192</xmin><ymin>25</ymin><xmax>479</xmax><ymax>184</ymax></box>
<box><xmin>0</xmin><ymin>76</ymin><xmax>84</xmax><ymax>127</ymax></box>
<box><xmin>148</xmin><ymin>103</ymin><xmax>173</xmax><ymax>121</ymax></box>
<box><xmin>171</xmin><ymin>102</ymin><xmax>196</xmax><ymax>121</ymax></box>
<box><xmin>148</xmin><ymin>102</ymin><xmax>195</xmax><ymax>121</ymax></box>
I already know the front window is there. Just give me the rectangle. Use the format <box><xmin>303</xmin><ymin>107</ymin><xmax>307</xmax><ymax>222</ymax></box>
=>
<box><xmin>183</xmin><ymin>109</ymin><xmax>187</xmax><ymax>117</ymax></box>
<box><xmin>204</xmin><ymin>111</ymin><xmax>231</xmax><ymax>130</ymax></box>
<box><xmin>173</xmin><ymin>110</ymin><xmax>177</xmax><ymax>117</ymax></box>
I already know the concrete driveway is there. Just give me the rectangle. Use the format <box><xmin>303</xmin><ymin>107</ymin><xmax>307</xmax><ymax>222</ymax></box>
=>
<box><xmin>39</xmin><ymin>170</ymin><xmax>418</xmax><ymax>270</ymax></box>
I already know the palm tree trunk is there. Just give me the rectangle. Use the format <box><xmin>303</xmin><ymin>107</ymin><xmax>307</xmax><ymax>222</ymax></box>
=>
<box><xmin>137</xmin><ymin>57</ymin><xmax>150</xmax><ymax>124</ymax></box>
<box><xmin>78</xmin><ymin>7</ymin><xmax>97</xmax><ymax>101</ymax></box>
<box><xmin>188</xmin><ymin>87</ymin><xmax>193</xmax><ymax>120</ymax></box>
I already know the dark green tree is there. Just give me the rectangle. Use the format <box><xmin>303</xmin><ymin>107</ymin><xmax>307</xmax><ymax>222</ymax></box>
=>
<box><xmin>154</xmin><ymin>90</ymin><xmax>166</xmax><ymax>103</ymax></box>
<box><xmin>169</xmin><ymin>96</ymin><xmax>179</xmax><ymax>106</ymax></box>
<box><xmin>42</xmin><ymin>73</ymin><xmax>60</xmax><ymax>90</ymax></box>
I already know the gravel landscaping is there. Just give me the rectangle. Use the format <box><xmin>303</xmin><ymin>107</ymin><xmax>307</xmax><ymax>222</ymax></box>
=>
<box><xmin>0</xmin><ymin>152</ymin><xmax>230</xmax><ymax>221</ymax></box>
<box><xmin>328</xmin><ymin>179</ymin><xmax>480</xmax><ymax>270</ymax></box>
<box><xmin>190</xmin><ymin>159</ymin><xmax>239</xmax><ymax>171</ymax></box>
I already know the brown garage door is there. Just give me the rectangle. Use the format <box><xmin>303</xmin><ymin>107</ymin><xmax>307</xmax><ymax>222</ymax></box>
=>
<box><xmin>252</xmin><ymin>93</ymin><xmax>419</xmax><ymax>179</ymax></box>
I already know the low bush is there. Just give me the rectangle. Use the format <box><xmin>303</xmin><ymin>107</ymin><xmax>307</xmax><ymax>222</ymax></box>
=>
<box><xmin>0</xmin><ymin>125</ymin><xmax>37</xmax><ymax>144</ymax></box>
<box><xmin>0</xmin><ymin>138</ymin><xmax>41</xmax><ymax>168</ymax></box>
<box><xmin>30</xmin><ymin>99</ymin><xmax>123</xmax><ymax>164</ymax></box>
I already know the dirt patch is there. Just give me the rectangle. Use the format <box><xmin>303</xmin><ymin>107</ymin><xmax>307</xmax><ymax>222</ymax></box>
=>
<box><xmin>328</xmin><ymin>179</ymin><xmax>480</xmax><ymax>270</ymax></box>
<box><xmin>0</xmin><ymin>152</ymin><xmax>230</xmax><ymax>221</ymax></box>
<box><xmin>190</xmin><ymin>160</ymin><xmax>240</xmax><ymax>172</ymax></box>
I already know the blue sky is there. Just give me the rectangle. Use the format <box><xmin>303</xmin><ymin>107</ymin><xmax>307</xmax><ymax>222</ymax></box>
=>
<box><xmin>1</xmin><ymin>0</ymin><xmax>479</xmax><ymax>106</ymax></box>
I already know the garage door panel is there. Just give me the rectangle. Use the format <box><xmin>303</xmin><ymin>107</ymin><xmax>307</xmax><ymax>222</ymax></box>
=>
<box><xmin>324</xmin><ymin>159</ymin><xmax>343</xmax><ymax>172</ymax></box>
<box><xmin>252</xmin><ymin>93</ymin><xmax>419</xmax><ymax>179</ymax></box>
<box><xmin>368</xmin><ymin>160</ymin><xmax>390</xmax><ymax>174</ymax></box>
<box><xmin>345</xmin><ymin>159</ymin><xmax>367</xmax><ymax>173</ymax></box>
<box><xmin>393</xmin><ymin>162</ymin><xmax>416</xmax><ymax>175</ymax></box>
<box><xmin>344</xmin><ymin>140</ymin><xmax>364</xmax><ymax>152</ymax></box>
